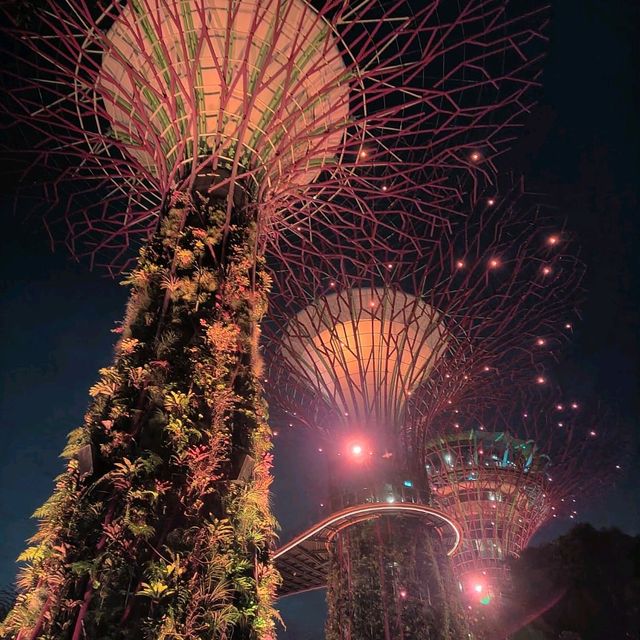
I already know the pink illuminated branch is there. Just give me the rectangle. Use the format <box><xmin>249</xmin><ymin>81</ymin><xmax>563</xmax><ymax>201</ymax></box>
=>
<box><xmin>1</xmin><ymin>0</ymin><xmax>548</xmax><ymax>272</ymax></box>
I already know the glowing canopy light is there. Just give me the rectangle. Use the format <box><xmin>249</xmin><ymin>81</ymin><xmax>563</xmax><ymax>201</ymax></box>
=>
<box><xmin>279</xmin><ymin>288</ymin><xmax>447</xmax><ymax>430</ymax></box>
<box><xmin>99</xmin><ymin>0</ymin><xmax>349</xmax><ymax>187</ymax></box>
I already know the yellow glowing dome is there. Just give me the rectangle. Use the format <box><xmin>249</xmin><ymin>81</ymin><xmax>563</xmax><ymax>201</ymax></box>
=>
<box><xmin>98</xmin><ymin>0</ymin><xmax>350</xmax><ymax>190</ymax></box>
<box><xmin>280</xmin><ymin>288</ymin><xmax>447</xmax><ymax>429</ymax></box>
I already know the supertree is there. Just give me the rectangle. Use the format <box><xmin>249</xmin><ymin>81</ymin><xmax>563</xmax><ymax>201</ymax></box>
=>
<box><xmin>0</xmin><ymin>1</ymin><xmax>551</xmax><ymax>637</ymax></box>
<box><xmin>265</xmin><ymin>183</ymin><xmax>584</xmax><ymax>639</ymax></box>
<box><xmin>422</xmin><ymin>391</ymin><xmax>621</xmax><ymax>639</ymax></box>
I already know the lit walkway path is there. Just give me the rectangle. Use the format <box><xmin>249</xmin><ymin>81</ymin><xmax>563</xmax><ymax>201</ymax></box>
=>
<box><xmin>273</xmin><ymin>503</ymin><xmax>461</xmax><ymax>597</ymax></box>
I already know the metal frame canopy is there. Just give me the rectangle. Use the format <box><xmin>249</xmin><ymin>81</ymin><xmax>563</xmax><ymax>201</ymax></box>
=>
<box><xmin>279</xmin><ymin>287</ymin><xmax>447</xmax><ymax>431</ymax></box>
<box><xmin>420</xmin><ymin>391</ymin><xmax>623</xmax><ymax>602</ymax></box>
<box><xmin>96</xmin><ymin>0</ymin><xmax>351</xmax><ymax>191</ymax></box>
<box><xmin>424</xmin><ymin>429</ymin><xmax>551</xmax><ymax>581</ymax></box>
<box><xmin>273</xmin><ymin>502</ymin><xmax>462</xmax><ymax>597</ymax></box>
<box><xmin>3</xmin><ymin>0</ymin><xmax>550</xmax><ymax>271</ymax></box>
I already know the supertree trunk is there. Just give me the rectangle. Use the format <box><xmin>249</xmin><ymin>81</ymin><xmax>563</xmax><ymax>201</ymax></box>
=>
<box><xmin>1</xmin><ymin>192</ymin><xmax>278</xmax><ymax>639</ymax></box>
<box><xmin>326</xmin><ymin>518</ymin><xmax>469</xmax><ymax>640</ymax></box>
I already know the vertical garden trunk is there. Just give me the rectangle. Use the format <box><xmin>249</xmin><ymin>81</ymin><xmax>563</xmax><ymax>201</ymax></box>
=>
<box><xmin>1</xmin><ymin>191</ymin><xmax>279</xmax><ymax>639</ymax></box>
<box><xmin>325</xmin><ymin>518</ymin><xmax>469</xmax><ymax>640</ymax></box>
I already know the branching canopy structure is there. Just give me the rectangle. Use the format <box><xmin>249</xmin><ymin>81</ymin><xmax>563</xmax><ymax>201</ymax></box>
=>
<box><xmin>266</xmin><ymin>182</ymin><xmax>584</xmax><ymax>467</ymax></box>
<box><xmin>264</xmin><ymin>182</ymin><xmax>584</xmax><ymax>639</ymax></box>
<box><xmin>2</xmin><ymin>0</ymin><xmax>549</xmax><ymax>272</ymax></box>
<box><xmin>422</xmin><ymin>391</ymin><xmax>620</xmax><ymax>637</ymax></box>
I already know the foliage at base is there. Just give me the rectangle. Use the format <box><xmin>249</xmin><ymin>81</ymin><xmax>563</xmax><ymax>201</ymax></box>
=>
<box><xmin>325</xmin><ymin>518</ymin><xmax>469</xmax><ymax>640</ymax></box>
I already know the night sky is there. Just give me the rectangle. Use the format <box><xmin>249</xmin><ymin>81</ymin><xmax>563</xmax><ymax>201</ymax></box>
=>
<box><xmin>0</xmin><ymin>1</ymin><xmax>638</xmax><ymax>638</ymax></box>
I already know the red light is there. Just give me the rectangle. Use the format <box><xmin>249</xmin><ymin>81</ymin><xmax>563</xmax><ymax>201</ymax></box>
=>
<box><xmin>470</xmin><ymin>151</ymin><xmax>481</xmax><ymax>162</ymax></box>
<box><xmin>351</xmin><ymin>444</ymin><xmax>363</xmax><ymax>456</ymax></box>
<box><xmin>399</xmin><ymin>589</ymin><xmax>407</xmax><ymax>598</ymax></box>
<box><xmin>542</xmin><ymin>266</ymin><xmax>552</xmax><ymax>275</ymax></box>
<box><xmin>548</xmin><ymin>235</ymin><xmax>559</xmax><ymax>246</ymax></box>
<box><xmin>488</xmin><ymin>258</ymin><xmax>500</xmax><ymax>269</ymax></box>
<box><xmin>456</xmin><ymin>260</ymin><xmax>465</xmax><ymax>269</ymax></box>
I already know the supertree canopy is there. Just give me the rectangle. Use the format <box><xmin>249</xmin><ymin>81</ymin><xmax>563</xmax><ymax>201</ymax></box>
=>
<box><xmin>265</xmin><ymin>184</ymin><xmax>584</xmax><ymax>639</ymax></box>
<box><xmin>1</xmin><ymin>0</ymin><xmax>549</xmax><ymax>271</ymax></box>
<box><xmin>0</xmin><ymin>1</ymin><xmax>551</xmax><ymax>638</ymax></box>
<box><xmin>422</xmin><ymin>392</ymin><xmax>620</xmax><ymax>638</ymax></box>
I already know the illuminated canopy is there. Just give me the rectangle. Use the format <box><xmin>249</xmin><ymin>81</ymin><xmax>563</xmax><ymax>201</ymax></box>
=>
<box><xmin>99</xmin><ymin>0</ymin><xmax>349</xmax><ymax>188</ymax></box>
<box><xmin>424</xmin><ymin>430</ymin><xmax>551</xmax><ymax>588</ymax></box>
<box><xmin>279</xmin><ymin>288</ymin><xmax>447</xmax><ymax>430</ymax></box>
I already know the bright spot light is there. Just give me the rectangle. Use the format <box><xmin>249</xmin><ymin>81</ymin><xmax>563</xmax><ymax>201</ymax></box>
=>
<box><xmin>474</xmin><ymin>584</ymin><xmax>483</xmax><ymax>593</ymax></box>
<box><xmin>571</xmin><ymin>402</ymin><xmax>579</xmax><ymax>409</ymax></box>
<box><xmin>565</xmin><ymin>323</ymin><xmax>573</xmax><ymax>329</ymax></box>
<box><xmin>487</xmin><ymin>198</ymin><xmax>495</xmax><ymax>206</ymax></box>
<box><xmin>536</xmin><ymin>376</ymin><xmax>546</xmax><ymax>384</ymax></box>
<box><xmin>386</xmin><ymin>495</ymin><xmax>395</xmax><ymax>503</ymax></box>
<box><xmin>548</xmin><ymin>235</ymin><xmax>559</xmax><ymax>246</ymax></box>
<box><xmin>359</xmin><ymin>150</ymin><xmax>367</xmax><ymax>158</ymax></box>
<box><xmin>589</xmin><ymin>430</ymin><xmax>597</xmax><ymax>437</ymax></box>
<box><xmin>399</xmin><ymin>589</ymin><xmax>407</xmax><ymax>598</ymax></box>
<box><xmin>351</xmin><ymin>444</ymin><xmax>363</xmax><ymax>456</ymax></box>
<box><xmin>537</xmin><ymin>338</ymin><xmax>546</xmax><ymax>346</ymax></box>
<box><xmin>556</xmin><ymin>404</ymin><xmax>564</xmax><ymax>410</ymax></box>
<box><xmin>456</xmin><ymin>260</ymin><xmax>465</xmax><ymax>269</ymax></box>
<box><xmin>382</xmin><ymin>185</ymin><xmax>387</xmax><ymax>191</ymax></box>
<box><xmin>470</xmin><ymin>151</ymin><xmax>481</xmax><ymax>162</ymax></box>
<box><xmin>542</xmin><ymin>266</ymin><xmax>552</xmax><ymax>275</ymax></box>
<box><xmin>318</xmin><ymin>448</ymin><xmax>323</xmax><ymax>453</ymax></box>
<box><xmin>483</xmin><ymin>366</ymin><xmax>490</xmax><ymax>372</ymax></box>
<box><xmin>489</xmin><ymin>258</ymin><xmax>500</xmax><ymax>268</ymax></box>
<box><xmin>329</xmin><ymin>281</ymin><xmax>336</xmax><ymax>287</ymax></box>
<box><xmin>273</xmin><ymin>431</ymin><xmax>279</xmax><ymax>436</ymax></box>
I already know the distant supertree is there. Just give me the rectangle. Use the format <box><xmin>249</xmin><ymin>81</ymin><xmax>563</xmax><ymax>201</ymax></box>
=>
<box><xmin>0</xmin><ymin>1</ymin><xmax>550</xmax><ymax>637</ymax></box>
<box><xmin>422</xmin><ymin>391</ymin><xmax>621</xmax><ymax>639</ymax></box>
<box><xmin>265</xmin><ymin>183</ymin><xmax>584</xmax><ymax>639</ymax></box>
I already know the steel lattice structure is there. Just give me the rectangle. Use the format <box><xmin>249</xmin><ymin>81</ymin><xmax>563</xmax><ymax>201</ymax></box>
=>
<box><xmin>266</xmin><ymin>181</ymin><xmax>584</xmax><ymax>465</ymax></box>
<box><xmin>421</xmin><ymin>390</ymin><xmax>620</xmax><ymax>636</ymax></box>
<box><xmin>2</xmin><ymin>0</ymin><xmax>548</xmax><ymax>273</ymax></box>
<box><xmin>264</xmin><ymin>182</ymin><xmax>584</xmax><ymax>639</ymax></box>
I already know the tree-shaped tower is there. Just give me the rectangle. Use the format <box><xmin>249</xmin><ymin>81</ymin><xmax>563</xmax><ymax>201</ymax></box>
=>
<box><xmin>423</xmin><ymin>394</ymin><xmax>620</xmax><ymax>638</ymax></box>
<box><xmin>266</xmin><ymin>186</ymin><xmax>584</xmax><ymax>639</ymax></box>
<box><xmin>1</xmin><ymin>1</ymin><xmax>549</xmax><ymax>637</ymax></box>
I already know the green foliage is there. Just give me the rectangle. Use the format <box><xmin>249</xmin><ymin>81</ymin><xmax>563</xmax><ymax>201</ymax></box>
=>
<box><xmin>325</xmin><ymin>519</ymin><xmax>469</xmax><ymax>640</ymax></box>
<box><xmin>1</xmin><ymin>192</ymin><xmax>279</xmax><ymax>639</ymax></box>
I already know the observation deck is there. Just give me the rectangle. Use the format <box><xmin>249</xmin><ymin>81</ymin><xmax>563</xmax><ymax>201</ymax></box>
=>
<box><xmin>273</xmin><ymin>485</ymin><xmax>461</xmax><ymax>597</ymax></box>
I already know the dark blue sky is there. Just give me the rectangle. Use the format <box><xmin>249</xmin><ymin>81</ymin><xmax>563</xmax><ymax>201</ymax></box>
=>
<box><xmin>1</xmin><ymin>1</ymin><xmax>638</xmax><ymax>638</ymax></box>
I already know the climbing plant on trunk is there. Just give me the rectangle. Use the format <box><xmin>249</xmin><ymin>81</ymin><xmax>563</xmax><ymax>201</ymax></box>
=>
<box><xmin>1</xmin><ymin>191</ymin><xmax>279</xmax><ymax>639</ymax></box>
